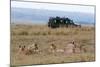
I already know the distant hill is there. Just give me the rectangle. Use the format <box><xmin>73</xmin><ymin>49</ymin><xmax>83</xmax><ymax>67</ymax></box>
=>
<box><xmin>11</xmin><ymin>7</ymin><xmax>95</xmax><ymax>25</ymax></box>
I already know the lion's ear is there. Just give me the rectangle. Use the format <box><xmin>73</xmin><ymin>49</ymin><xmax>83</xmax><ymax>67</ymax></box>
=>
<box><xmin>35</xmin><ymin>43</ymin><xmax>37</xmax><ymax>46</ymax></box>
<box><xmin>19</xmin><ymin>45</ymin><xmax>21</xmax><ymax>48</ymax></box>
<box><xmin>72</xmin><ymin>40</ymin><xmax>75</xmax><ymax>44</ymax></box>
<box><xmin>23</xmin><ymin>45</ymin><xmax>26</xmax><ymax>48</ymax></box>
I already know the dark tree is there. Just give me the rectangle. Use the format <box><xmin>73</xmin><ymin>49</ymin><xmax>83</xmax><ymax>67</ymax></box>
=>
<box><xmin>61</xmin><ymin>17</ymin><xmax>66</xmax><ymax>24</ymax></box>
<box><xmin>48</xmin><ymin>16</ymin><xmax>81</xmax><ymax>28</ymax></box>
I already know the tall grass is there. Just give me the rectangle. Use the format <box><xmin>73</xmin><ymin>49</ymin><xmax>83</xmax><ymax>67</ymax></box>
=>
<box><xmin>11</xmin><ymin>24</ymin><xmax>95</xmax><ymax>65</ymax></box>
<box><xmin>11</xmin><ymin>25</ymin><xmax>94</xmax><ymax>36</ymax></box>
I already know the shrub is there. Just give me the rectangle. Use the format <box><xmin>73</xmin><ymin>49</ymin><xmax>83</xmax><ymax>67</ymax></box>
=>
<box><xmin>18</xmin><ymin>31</ymin><xmax>28</xmax><ymax>35</ymax></box>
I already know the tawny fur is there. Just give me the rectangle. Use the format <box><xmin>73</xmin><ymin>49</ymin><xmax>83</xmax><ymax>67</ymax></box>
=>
<box><xmin>18</xmin><ymin>43</ymin><xmax>39</xmax><ymax>55</ymax></box>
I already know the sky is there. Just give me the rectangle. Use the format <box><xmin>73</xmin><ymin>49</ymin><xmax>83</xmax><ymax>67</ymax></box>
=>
<box><xmin>11</xmin><ymin>1</ymin><xmax>95</xmax><ymax>14</ymax></box>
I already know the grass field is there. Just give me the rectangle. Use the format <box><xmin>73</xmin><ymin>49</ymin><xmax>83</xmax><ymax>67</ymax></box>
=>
<box><xmin>11</xmin><ymin>24</ymin><xmax>95</xmax><ymax>66</ymax></box>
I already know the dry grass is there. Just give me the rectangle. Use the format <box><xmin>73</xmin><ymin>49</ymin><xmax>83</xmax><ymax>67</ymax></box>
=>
<box><xmin>11</xmin><ymin>24</ymin><xmax>95</xmax><ymax>66</ymax></box>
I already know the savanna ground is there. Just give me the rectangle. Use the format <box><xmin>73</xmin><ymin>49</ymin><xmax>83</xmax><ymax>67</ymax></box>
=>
<box><xmin>11</xmin><ymin>23</ymin><xmax>95</xmax><ymax>66</ymax></box>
